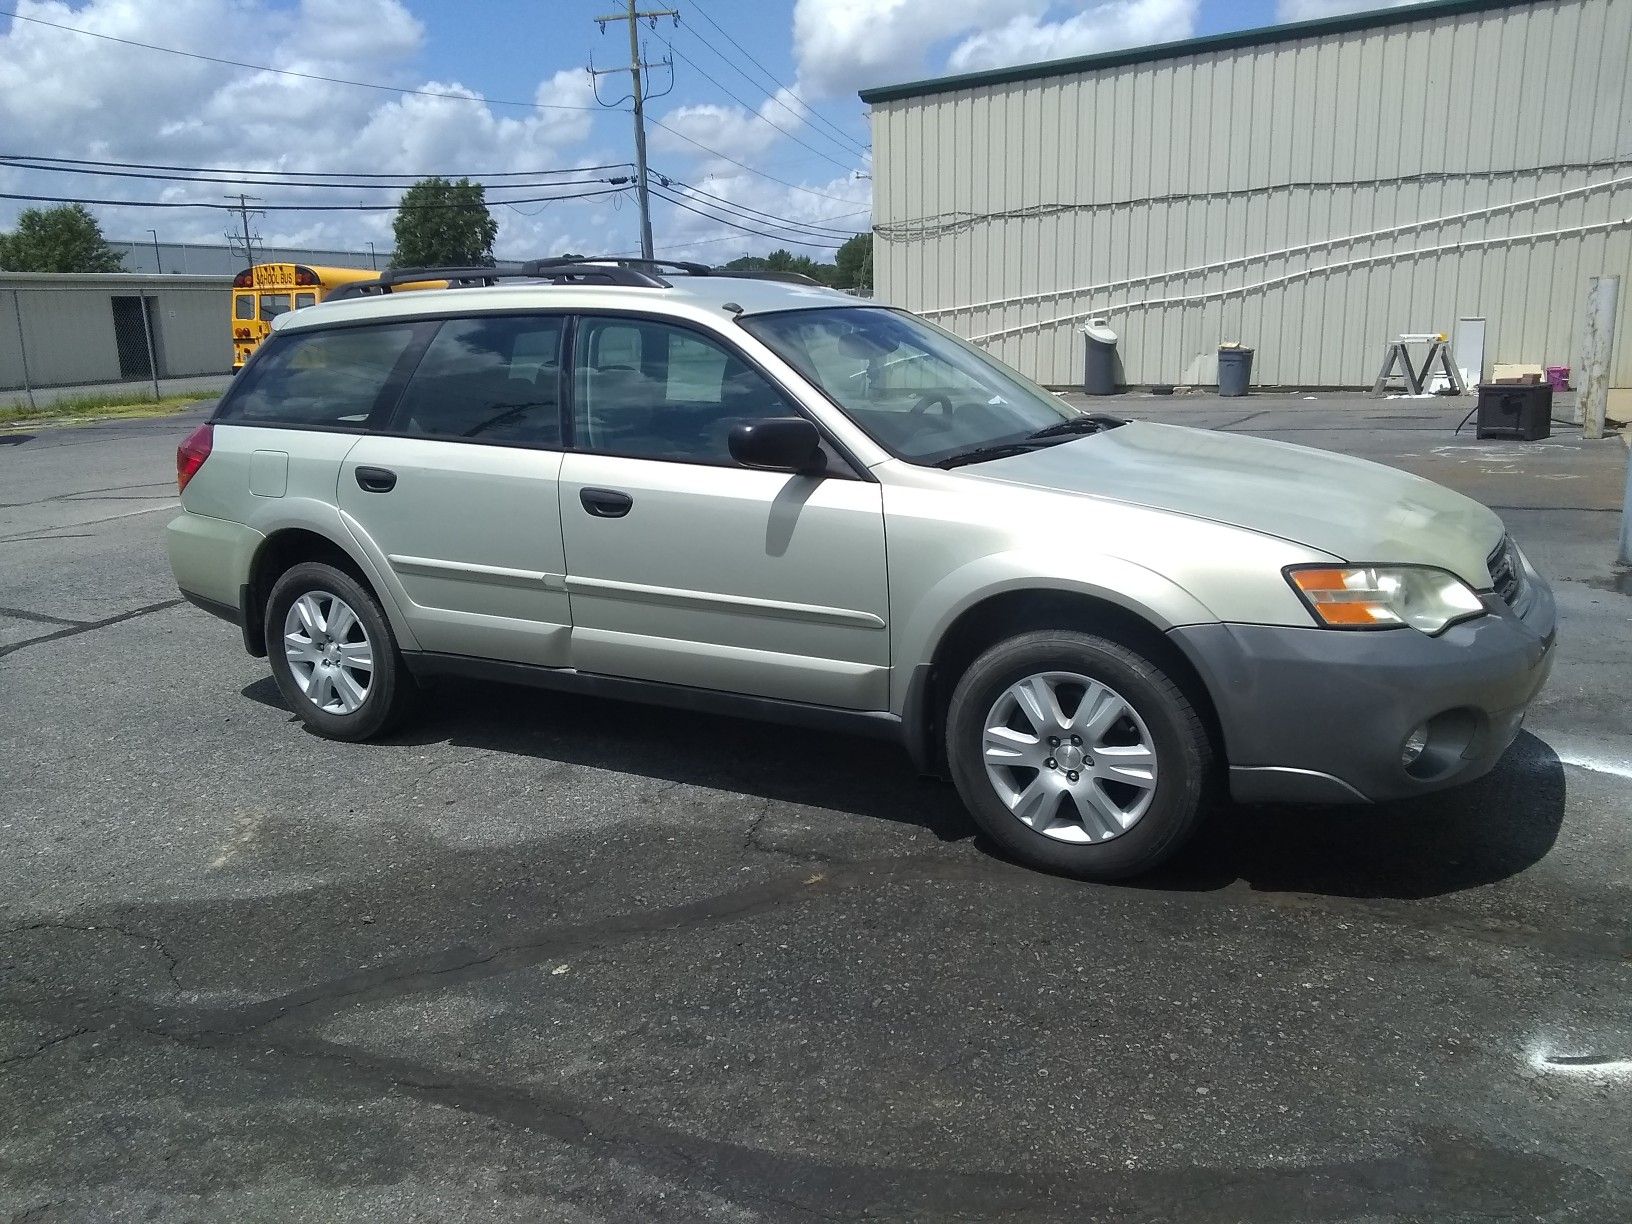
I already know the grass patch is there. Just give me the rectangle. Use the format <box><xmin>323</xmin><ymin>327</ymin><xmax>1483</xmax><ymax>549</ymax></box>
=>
<box><xmin>0</xmin><ymin>390</ymin><xmax>217</xmax><ymax>427</ymax></box>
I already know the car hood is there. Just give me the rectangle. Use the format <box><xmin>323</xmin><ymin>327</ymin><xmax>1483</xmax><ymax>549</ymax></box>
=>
<box><xmin>962</xmin><ymin>421</ymin><xmax>1504</xmax><ymax>588</ymax></box>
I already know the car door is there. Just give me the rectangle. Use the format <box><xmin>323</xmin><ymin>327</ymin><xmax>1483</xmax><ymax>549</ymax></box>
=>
<box><xmin>338</xmin><ymin>313</ymin><xmax>574</xmax><ymax>666</ymax></box>
<box><xmin>558</xmin><ymin>314</ymin><xmax>889</xmax><ymax>711</ymax></box>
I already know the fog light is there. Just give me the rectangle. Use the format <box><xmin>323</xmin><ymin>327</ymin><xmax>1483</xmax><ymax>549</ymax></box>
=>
<box><xmin>1401</xmin><ymin>724</ymin><xmax>1430</xmax><ymax>767</ymax></box>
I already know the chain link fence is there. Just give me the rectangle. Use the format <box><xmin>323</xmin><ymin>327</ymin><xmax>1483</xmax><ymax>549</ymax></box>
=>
<box><xmin>1</xmin><ymin>276</ymin><xmax>234</xmax><ymax>413</ymax></box>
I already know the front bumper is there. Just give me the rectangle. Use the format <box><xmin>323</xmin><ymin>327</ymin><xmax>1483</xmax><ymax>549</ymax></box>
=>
<box><xmin>1170</xmin><ymin>576</ymin><xmax>1556</xmax><ymax>805</ymax></box>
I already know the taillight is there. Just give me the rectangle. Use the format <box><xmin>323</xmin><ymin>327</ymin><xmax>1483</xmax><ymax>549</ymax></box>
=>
<box><xmin>177</xmin><ymin>422</ymin><xmax>213</xmax><ymax>494</ymax></box>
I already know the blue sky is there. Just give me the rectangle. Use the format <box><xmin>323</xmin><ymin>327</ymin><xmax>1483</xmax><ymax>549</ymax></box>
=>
<box><xmin>0</xmin><ymin>0</ymin><xmax>1386</xmax><ymax>262</ymax></box>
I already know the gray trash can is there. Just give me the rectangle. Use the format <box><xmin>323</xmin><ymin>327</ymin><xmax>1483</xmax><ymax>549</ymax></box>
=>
<box><xmin>1082</xmin><ymin>318</ymin><xmax>1118</xmax><ymax>395</ymax></box>
<box><xmin>1217</xmin><ymin>344</ymin><xmax>1254</xmax><ymax>396</ymax></box>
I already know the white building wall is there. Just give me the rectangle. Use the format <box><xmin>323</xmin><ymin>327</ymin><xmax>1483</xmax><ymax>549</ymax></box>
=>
<box><xmin>871</xmin><ymin>0</ymin><xmax>1632</xmax><ymax>388</ymax></box>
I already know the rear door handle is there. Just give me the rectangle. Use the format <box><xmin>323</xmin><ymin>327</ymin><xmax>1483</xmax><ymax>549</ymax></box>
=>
<box><xmin>355</xmin><ymin>466</ymin><xmax>397</xmax><ymax>493</ymax></box>
<box><xmin>579</xmin><ymin>487</ymin><xmax>633</xmax><ymax>518</ymax></box>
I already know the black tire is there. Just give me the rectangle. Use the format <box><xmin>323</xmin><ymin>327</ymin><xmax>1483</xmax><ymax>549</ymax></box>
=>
<box><xmin>945</xmin><ymin>630</ymin><xmax>1212</xmax><ymax>880</ymax></box>
<box><xmin>264</xmin><ymin>561</ymin><xmax>418</xmax><ymax>742</ymax></box>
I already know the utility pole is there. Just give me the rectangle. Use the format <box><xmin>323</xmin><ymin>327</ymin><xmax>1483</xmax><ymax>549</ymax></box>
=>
<box><xmin>223</xmin><ymin>194</ymin><xmax>263</xmax><ymax>268</ymax></box>
<box><xmin>592</xmin><ymin>1</ymin><xmax>677</xmax><ymax>260</ymax></box>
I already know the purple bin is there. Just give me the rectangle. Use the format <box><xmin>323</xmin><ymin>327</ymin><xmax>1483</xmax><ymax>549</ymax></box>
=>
<box><xmin>1545</xmin><ymin>365</ymin><xmax>1571</xmax><ymax>390</ymax></box>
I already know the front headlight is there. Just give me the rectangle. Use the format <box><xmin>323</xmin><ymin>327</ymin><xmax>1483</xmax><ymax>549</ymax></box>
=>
<box><xmin>1286</xmin><ymin>565</ymin><xmax>1487</xmax><ymax>634</ymax></box>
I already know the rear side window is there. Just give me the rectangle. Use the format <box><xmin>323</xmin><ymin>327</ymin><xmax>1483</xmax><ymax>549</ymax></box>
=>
<box><xmin>391</xmin><ymin>316</ymin><xmax>566</xmax><ymax>446</ymax></box>
<box><xmin>217</xmin><ymin>324</ymin><xmax>417</xmax><ymax>428</ymax></box>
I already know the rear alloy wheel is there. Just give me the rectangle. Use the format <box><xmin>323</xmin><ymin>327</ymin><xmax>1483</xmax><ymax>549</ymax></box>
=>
<box><xmin>265</xmin><ymin>561</ymin><xmax>417</xmax><ymax>741</ymax></box>
<box><xmin>947</xmin><ymin>630</ymin><xmax>1211</xmax><ymax>880</ymax></box>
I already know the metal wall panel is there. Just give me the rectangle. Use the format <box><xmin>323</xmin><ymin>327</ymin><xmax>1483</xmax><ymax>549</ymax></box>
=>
<box><xmin>871</xmin><ymin>0</ymin><xmax>1632</xmax><ymax>388</ymax></box>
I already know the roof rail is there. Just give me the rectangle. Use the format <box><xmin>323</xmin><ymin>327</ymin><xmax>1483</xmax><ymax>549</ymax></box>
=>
<box><xmin>324</xmin><ymin>260</ymin><xmax>669</xmax><ymax>302</ymax></box>
<box><xmin>320</xmin><ymin>254</ymin><xmax>833</xmax><ymax>303</ymax></box>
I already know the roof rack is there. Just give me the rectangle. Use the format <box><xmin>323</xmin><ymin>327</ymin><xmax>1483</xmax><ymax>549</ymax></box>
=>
<box><xmin>321</xmin><ymin>255</ymin><xmax>830</xmax><ymax>302</ymax></box>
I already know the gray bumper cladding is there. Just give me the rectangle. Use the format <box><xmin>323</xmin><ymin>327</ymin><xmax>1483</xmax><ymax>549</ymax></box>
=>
<box><xmin>1170</xmin><ymin>579</ymin><xmax>1557</xmax><ymax>805</ymax></box>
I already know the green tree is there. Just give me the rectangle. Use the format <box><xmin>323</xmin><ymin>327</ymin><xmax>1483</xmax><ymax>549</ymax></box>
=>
<box><xmin>390</xmin><ymin>177</ymin><xmax>498</xmax><ymax>268</ymax></box>
<box><xmin>0</xmin><ymin>204</ymin><xmax>124</xmax><ymax>273</ymax></box>
<box><xmin>834</xmin><ymin>233</ymin><xmax>872</xmax><ymax>291</ymax></box>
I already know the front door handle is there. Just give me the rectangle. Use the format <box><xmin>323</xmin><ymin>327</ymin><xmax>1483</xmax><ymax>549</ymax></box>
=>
<box><xmin>355</xmin><ymin>466</ymin><xmax>397</xmax><ymax>493</ymax></box>
<box><xmin>580</xmin><ymin>487</ymin><xmax>633</xmax><ymax>518</ymax></box>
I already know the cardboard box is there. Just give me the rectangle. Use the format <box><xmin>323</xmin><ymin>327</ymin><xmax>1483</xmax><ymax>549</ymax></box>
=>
<box><xmin>1491</xmin><ymin>364</ymin><xmax>1544</xmax><ymax>384</ymax></box>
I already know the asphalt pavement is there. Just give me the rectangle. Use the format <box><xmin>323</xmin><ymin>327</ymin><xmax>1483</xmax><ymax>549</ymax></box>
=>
<box><xmin>2</xmin><ymin>394</ymin><xmax>1629</xmax><ymax>1221</ymax></box>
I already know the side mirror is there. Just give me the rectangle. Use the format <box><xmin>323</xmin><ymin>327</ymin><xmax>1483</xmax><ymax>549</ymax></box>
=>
<box><xmin>728</xmin><ymin>417</ymin><xmax>826</xmax><ymax>473</ymax></box>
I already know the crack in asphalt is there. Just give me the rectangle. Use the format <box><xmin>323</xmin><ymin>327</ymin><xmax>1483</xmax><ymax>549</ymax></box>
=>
<box><xmin>0</xmin><ymin>599</ymin><xmax>183</xmax><ymax>660</ymax></box>
<box><xmin>0</xmin><ymin>480</ymin><xmax>173</xmax><ymax>510</ymax></box>
<box><xmin>0</xmin><ymin>1027</ymin><xmax>91</xmax><ymax>1070</ymax></box>
<box><xmin>0</xmin><ymin>605</ymin><xmax>83</xmax><ymax>627</ymax></box>
<box><xmin>3</xmin><ymin>920</ymin><xmax>185</xmax><ymax>996</ymax></box>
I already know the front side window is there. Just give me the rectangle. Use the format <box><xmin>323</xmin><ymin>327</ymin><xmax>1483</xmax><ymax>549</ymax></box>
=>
<box><xmin>392</xmin><ymin>315</ymin><xmax>565</xmax><ymax>446</ymax></box>
<box><xmin>741</xmin><ymin>307</ymin><xmax>1076</xmax><ymax>464</ymax></box>
<box><xmin>259</xmin><ymin>293</ymin><xmax>292</xmax><ymax>321</ymax></box>
<box><xmin>573</xmin><ymin>316</ymin><xmax>793</xmax><ymax>464</ymax></box>
<box><xmin>216</xmin><ymin>323</ymin><xmax>417</xmax><ymax>428</ymax></box>
<box><xmin>234</xmin><ymin>294</ymin><xmax>254</xmax><ymax>321</ymax></box>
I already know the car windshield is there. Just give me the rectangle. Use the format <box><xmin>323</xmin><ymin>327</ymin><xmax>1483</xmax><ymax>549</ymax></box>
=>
<box><xmin>740</xmin><ymin>306</ymin><xmax>1079</xmax><ymax>465</ymax></box>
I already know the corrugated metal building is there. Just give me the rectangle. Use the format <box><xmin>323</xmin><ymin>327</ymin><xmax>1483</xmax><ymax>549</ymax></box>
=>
<box><xmin>1</xmin><ymin>272</ymin><xmax>228</xmax><ymax>390</ymax></box>
<box><xmin>863</xmin><ymin>0</ymin><xmax>1632</xmax><ymax>389</ymax></box>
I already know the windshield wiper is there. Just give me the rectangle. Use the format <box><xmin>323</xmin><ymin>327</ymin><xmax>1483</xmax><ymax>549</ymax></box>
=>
<box><xmin>933</xmin><ymin>441</ymin><xmax>1038</xmax><ymax>469</ymax></box>
<box><xmin>1026</xmin><ymin>413</ymin><xmax>1127</xmax><ymax>441</ymax></box>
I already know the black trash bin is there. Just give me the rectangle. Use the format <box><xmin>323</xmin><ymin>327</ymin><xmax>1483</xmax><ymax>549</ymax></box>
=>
<box><xmin>1217</xmin><ymin>344</ymin><xmax>1254</xmax><ymax>397</ymax></box>
<box><xmin>1082</xmin><ymin>318</ymin><xmax>1118</xmax><ymax>395</ymax></box>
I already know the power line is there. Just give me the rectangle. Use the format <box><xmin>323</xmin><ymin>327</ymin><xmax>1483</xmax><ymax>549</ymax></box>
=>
<box><xmin>664</xmin><ymin>39</ymin><xmax>855</xmax><ymax>172</ymax></box>
<box><xmin>650</xmin><ymin>185</ymin><xmax>846</xmax><ymax>248</ymax></box>
<box><xmin>0</xmin><ymin>158</ymin><xmax>632</xmax><ymax>192</ymax></box>
<box><xmin>645</xmin><ymin>115</ymin><xmax>861</xmax><ymax>204</ymax></box>
<box><xmin>0</xmin><ymin>185</ymin><xmax>633</xmax><ymax>212</ymax></box>
<box><xmin>656</xmin><ymin>174</ymin><xmax>864</xmax><ymax>236</ymax></box>
<box><xmin>0</xmin><ymin>8</ymin><xmax>613</xmax><ymax>114</ymax></box>
<box><xmin>0</xmin><ymin>153</ymin><xmax>635</xmax><ymax>179</ymax></box>
<box><xmin>685</xmin><ymin>0</ymin><xmax>867</xmax><ymax>155</ymax></box>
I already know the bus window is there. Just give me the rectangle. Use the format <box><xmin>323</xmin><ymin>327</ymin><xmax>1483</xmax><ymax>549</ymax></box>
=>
<box><xmin>295</xmin><ymin>292</ymin><xmax>316</xmax><ymax>309</ymax></box>
<box><xmin>260</xmin><ymin>294</ymin><xmax>292</xmax><ymax>321</ymax></box>
<box><xmin>234</xmin><ymin>294</ymin><xmax>254</xmax><ymax>320</ymax></box>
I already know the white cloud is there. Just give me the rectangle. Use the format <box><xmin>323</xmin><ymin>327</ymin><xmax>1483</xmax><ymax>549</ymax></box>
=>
<box><xmin>0</xmin><ymin>0</ymin><xmax>869</xmax><ymax>262</ymax></box>
<box><xmin>650</xmin><ymin>103</ymin><xmax>783</xmax><ymax>161</ymax></box>
<box><xmin>1277</xmin><ymin>0</ymin><xmax>1427</xmax><ymax>19</ymax></box>
<box><xmin>793</xmin><ymin>0</ymin><xmax>1199</xmax><ymax>97</ymax></box>
<box><xmin>0</xmin><ymin>0</ymin><xmax>622</xmax><ymax>257</ymax></box>
<box><xmin>948</xmin><ymin>1</ymin><xmax>1198</xmax><ymax>74</ymax></box>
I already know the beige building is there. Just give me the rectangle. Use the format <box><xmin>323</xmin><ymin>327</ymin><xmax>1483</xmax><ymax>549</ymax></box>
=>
<box><xmin>864</xmin><ymin>0</ymin><xmax>1632</xmax><ymax>389</ymax></box>
<box><xmin>1</xmin><ymin>272</ymin><xmax>229</xmax><ymax>391</ymax></box>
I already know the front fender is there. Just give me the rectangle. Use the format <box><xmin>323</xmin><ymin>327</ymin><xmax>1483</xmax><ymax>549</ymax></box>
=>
<box><xmin>889</xmin><ymin>550</ymin><xmax>1216</xmax><ymax>716</ymax></box>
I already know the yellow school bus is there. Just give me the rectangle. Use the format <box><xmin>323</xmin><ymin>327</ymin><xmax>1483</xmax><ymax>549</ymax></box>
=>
<box><xmin>230</xmin><ymin>264</ymin><xmax>381</xmax><ymax>370</ymax></box>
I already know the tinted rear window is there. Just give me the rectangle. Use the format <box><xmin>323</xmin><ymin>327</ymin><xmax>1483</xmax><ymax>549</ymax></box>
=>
<box><xmin>391</xmin><ymin>315</ymin><xmax>565</xmax><ymax>446</ymax></box>
<box><xmin>217</xmin><ymin>324</ymin><xmax>417</xmax><ymax>428</ymax></box>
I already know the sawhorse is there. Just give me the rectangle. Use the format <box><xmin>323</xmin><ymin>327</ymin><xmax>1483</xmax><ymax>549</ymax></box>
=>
<box><xmin>1371</xmin><ymin>334</ymin><xmax>1467</xmax><ymax>396</ymax></box>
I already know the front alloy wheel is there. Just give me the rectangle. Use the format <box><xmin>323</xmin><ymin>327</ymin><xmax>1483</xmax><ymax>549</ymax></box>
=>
<box><xmin>947</xmin><ymin>630</ymin><xmax>1212</xmax><ymax>880</ymax></box>
<box><xmin>983</xmin><ymin>672</ymin><xmax>1158</xmax><ymax>843</ymax></box>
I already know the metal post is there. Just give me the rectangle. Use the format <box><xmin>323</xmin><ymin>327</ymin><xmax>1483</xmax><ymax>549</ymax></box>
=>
<box><xmin>147</xmin><ymin>228</ymin><xmax>162</xmax><ymax>274</ymax></box>
<box><xmin>367</xmin><ymin>241</ymin><xmax>377</xmax><ymax>270</ymax></box>
<box><xmin>1619</xmin><ymin>435</ymin><xmax>1632</xmax><ymax>566</ymax></box>
<box><xmin>1578</xmin><ymin>274</ymin><xmax>1619</xmax><ymax>440</ymax></box>
<box><xmin>139</xmin><ymin>296</ymin><xmax>160</xmax><ymax>402</ymax></box>
<box><xmin>11</xmin><ymin>289</ymin><xmax>36</xmax><ymax>414</ymax></box>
